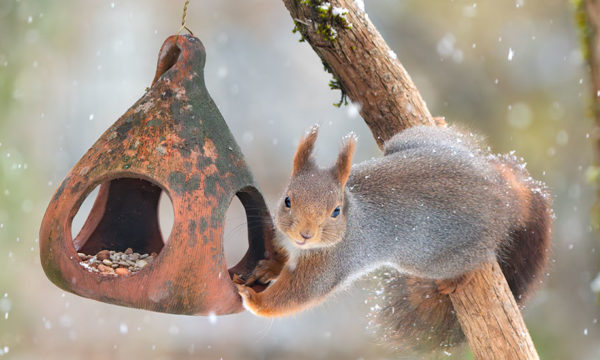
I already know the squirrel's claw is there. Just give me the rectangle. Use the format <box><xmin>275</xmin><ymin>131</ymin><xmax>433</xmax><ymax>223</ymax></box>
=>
<box><xmin>245</xmin><ymin>259</ymin><xmax>283</xmax><ymax>286</ymax></box>
<box><xmin>235</xmin><ymin>283</ymin><xmax>252</xmax><ymax>305</ymax></box>
<box><xmin>232</xmin><ymin>273</ymin><xmax>245</xmax><ymax>285</ymax></box>
<box><xmin>235</xmin><ymin>283</ymin><xmax>250</xmax><ymax>298</ymax></box>
<box><xmin>436</xmin><ymin>272</ymin><xmax>474</xmax><ymax>295</ymax></box>
<box><xmin>235</xmin><ymin>283</ymin><xmax>263</xmax><ymax>316</ymax></box>
<box><xmin>436</xmin><ymin>279</ymin><xmax>458</xmax><ymax>295</ymax></box>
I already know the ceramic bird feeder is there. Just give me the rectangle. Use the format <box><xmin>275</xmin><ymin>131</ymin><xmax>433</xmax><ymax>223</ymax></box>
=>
<box><xmin>39</xmin><ymin>35</ymin><xmax>274</xmax><ymax>315</ymax></box>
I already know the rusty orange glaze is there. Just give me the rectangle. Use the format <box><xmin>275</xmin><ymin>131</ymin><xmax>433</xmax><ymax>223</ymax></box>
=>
<box><xmin>39</xmin><ymin>35</ymin><xmax>275</xmax><ymax>315</ymax></box>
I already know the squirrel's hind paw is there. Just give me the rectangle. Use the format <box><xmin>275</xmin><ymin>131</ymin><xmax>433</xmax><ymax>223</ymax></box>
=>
<box><xmin>435</xmin><ymin>272</ymin><xmax>474</xmax><ymax>295</ymax></box>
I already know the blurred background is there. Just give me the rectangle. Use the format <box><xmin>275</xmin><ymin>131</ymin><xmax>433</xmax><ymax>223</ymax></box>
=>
<box><xmin>1</xmin><ymin>0</ymin><xmax>599</xmax><ymax>359</ymax></box>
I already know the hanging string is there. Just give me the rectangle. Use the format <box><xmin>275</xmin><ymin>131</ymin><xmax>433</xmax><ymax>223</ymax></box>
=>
<box><xmin>176</xmin><ymin>0</ymin><xmax>193</xmax><ymax>35</ymax></box>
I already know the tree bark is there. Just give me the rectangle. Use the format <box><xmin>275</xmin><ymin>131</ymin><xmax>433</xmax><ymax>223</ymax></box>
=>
<box><xmin>449</xmin><ymin>263</ymin><xmax>539</xmax><ymax>360</ymax></box>
<box><xmin>280</xmin><ymin>1</ymin><xmax>539</xmax><ymax>358</ymax></box>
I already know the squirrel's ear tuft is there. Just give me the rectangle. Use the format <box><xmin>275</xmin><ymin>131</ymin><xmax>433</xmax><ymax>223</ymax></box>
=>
<box><xmin>333</xmin><ymin>132</ymin><xmax>357</xmax><ymax>186</ymax></box>
<box><xmin>292</xmin><ymin>125</ymin><xmax>319</xmax><ymax>175</ymax></box>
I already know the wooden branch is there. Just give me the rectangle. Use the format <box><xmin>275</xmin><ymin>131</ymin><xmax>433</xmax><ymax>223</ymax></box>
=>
<box><xmin>280</xmin><ymin>1</ymin><xmax>539</xmax><ymax>358</ymax></box>
<box><xmin>282</xmin><ymin>0</ymin><xmax>435</xmax><ymax>148</ymax></box>
<box><xmin>449</xmin><ymin>263</ymin><xmax>539</xmax><ymax>360</ymax></box>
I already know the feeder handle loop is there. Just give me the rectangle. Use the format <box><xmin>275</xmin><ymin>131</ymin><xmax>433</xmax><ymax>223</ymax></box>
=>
<box><xmin>176</xmin><ymin>0</ymin><xmax>194</xmax><ymax>36</ymax></box>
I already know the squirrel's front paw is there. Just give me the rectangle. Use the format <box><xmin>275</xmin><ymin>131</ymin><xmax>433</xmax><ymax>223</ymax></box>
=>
<box><xmin>245</xmin><ymin>259</ymin><xmax>284</xmax><ymax>286</ymax></box>
<box><xmin>235</xmin><ymin>284</ymin><xmax>264</xmax><ymax>316</ymax></box>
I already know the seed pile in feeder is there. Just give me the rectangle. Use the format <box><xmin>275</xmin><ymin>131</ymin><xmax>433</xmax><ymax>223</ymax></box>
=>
<box><xmin>77</xmin><ymin>248</ymin><xmax>157</xmax><ymax>276</ymax></box>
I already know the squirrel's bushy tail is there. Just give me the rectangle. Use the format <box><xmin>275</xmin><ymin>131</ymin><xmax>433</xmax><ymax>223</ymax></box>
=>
<box><xmin>368</xmin><ymin>173</ymin><xmax>552</xmax><ymax>354</ymax></box>
<box><xmin>367</xmin><ymin>271</ymin><xmax>464</xmax><ymax>353</ymax></box>
<box><xmin>500</xmin><ymin>187</ymin><xmax>552</xmax><ymax>302</ymax></box>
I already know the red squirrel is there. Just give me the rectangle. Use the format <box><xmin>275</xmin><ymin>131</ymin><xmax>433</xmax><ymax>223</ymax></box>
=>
<box><xmin>235</xmin><ymin>125</ymin><xmax>552</xmax><ymax>352</ymax></box>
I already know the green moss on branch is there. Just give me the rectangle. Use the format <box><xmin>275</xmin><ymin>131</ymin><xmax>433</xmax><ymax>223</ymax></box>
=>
<box><xmin>291</xmin><ymin>1</ymin><xmax>353</xmax><ymax>106</ymax></box>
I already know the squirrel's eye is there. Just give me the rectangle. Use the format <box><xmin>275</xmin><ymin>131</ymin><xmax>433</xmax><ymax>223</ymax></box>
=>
<box><xmin>284</xmin><ymin>196</ymin><xmax>291</xmax><ymax>208</ymax></box>
<box><xmin>331</xmin><ymin>206</ymin><xmax>341</xmax><ymax>218</ymax></box>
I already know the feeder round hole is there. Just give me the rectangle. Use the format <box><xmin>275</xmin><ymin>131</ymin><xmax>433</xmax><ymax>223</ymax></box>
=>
<box><xmin>224</xmin><ymin>195</ymin><xmax>249</xmax><ymax>269</ymax></box>
<box><xmin>71</xmin><ymin>184</ymin><xmax>99</xmax><ymax>242</ymax></box>
<box><xmin>70</xmin><ymin>178</ymin><xmax>169</xmax><ymax>256</ymax></box>
<box><xmin>158</xmin><ymin>191</ymin><xmax>174</xmax><ymax>244</ymax></box>
<box><xmin>70</xmin><ymin>178</ymin><xmax>175</xmax><ymax>254</ymax></box>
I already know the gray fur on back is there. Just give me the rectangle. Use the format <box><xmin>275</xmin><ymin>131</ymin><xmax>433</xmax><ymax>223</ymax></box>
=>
<box><xmin>339</xmin><ymin>126</ymin><xmax>519</xmax><ymax>280</ymax></box>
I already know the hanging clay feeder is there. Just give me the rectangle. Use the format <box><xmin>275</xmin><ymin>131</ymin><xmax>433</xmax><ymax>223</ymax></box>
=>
<box><xmin>39</xmin><ymin>35</ymin><xmax>274</xmax><ymax>315</ymax></box>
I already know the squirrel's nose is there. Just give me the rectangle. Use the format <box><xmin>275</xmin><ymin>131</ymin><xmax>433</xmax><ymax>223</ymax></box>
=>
<box><xmin>300</xmin><ymin>231</ymin><xmax>313</xmax><ymax>240</ymax></box>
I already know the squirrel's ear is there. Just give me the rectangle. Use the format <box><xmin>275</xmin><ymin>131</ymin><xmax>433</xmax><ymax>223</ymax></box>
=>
<box><xmin>292</xmin><ymin>125</ymin><xmax>319</xmax><ymax>175</ymax></box>
<box><xmin>333</xmin><ymin>133</ymin><xmax>357</xmax><ymax>186</ymax></box>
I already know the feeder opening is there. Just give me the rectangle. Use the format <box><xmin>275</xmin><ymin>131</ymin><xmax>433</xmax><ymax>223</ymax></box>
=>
<box><xmin>71</xmin><ymin>178</ymin><xmax>174</xmax><ymax>262</ymax></box>
<box><xmin>226</xmin><ymin>187</ymin><xmax>272</xmax><ymax>282</ymax></box>
<box><xmin>152</xmin><ymin>41</ymin><xmax>182</xmax><ymax>85</ymax></box>
<box><xmin>224</xmin><ymin>195</ymin><xmax>248</xmax><ymax>269</ymax></box>
<box><xmin>158</xmin><ymin>191</ymin><xmax>174</xmax><ymax>244</ymax></box>
<box><xmin>71</xmin><ymin>184</ymin><xmax>100</xmax><ymax>242</ymax></box>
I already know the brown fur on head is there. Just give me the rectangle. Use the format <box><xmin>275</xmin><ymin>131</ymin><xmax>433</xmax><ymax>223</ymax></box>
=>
<box><xmin>276</xmin><ymin>126</ymin><xmax>357</xmax><ymax>250</ymax></box>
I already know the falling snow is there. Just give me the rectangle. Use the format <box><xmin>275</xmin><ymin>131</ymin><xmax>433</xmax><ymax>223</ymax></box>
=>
<box><xmin>354</xmin><ymin>0</ymin><xmax>365</xmax><ymax>12</ymax></box>
<box><xmin>347</xmin><ymin>103</ymin><xmax>360</xmax><ymax>118</ymax></box>
<box><xmin>0</xmin><ymin>1</ymin><xmax>596</xmax><ymax>358</ymax></box>
<box><xmin>0</xmin><ymin>346</ymin><xmax>9</xmax><ymax>356</ymax></box>
<box><xmin>208</xmin><ymin>312</ymin><xmax>217</xmax><ymax>325</ymax></box>
<box><xmin>591</xmin><ymin>273</ymin><xmax>600</xmax><ymax>293</ymax></box>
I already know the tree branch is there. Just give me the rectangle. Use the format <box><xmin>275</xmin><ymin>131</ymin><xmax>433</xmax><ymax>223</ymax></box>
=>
<box><xmin>282</xmin><ymin>0</ymin><xmax>435</xmax><ymax>148</ymax></box>
<box><xmin>449</xmin><ymin>263</ymin><xmax>539</xmax><ymax>360</ymax></box>
<box><xmin>280</xmin><ymin>1</ymin><xmax>539</xmax><ymax>358</ymax></box>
